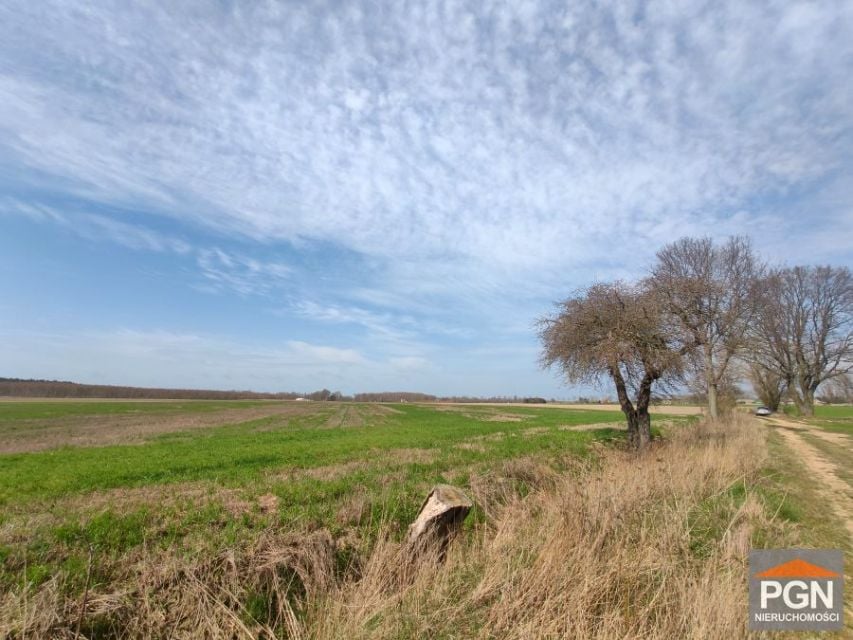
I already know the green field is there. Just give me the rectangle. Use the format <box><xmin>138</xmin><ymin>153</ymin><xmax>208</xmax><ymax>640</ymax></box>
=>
<box><xmin>784</xmin><ymin>403</ymin><xmax>853</xmax><ymax>434</ymax></box>
<box><xmin>0</xmin><ymin>402</ymin><xmax>632</xmax><ymax>504</ymax></box>
<box><xmin>0</xmin><ymin>400</ymin><xmax>668</xmax><ymax>598</ymax></box>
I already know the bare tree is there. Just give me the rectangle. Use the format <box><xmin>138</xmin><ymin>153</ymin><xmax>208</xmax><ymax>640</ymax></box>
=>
<box><xmin>747</xmin><ymin>363</ymin><xmax>787</xmax><ymax>411</ymax></box>
<box><xmin>539</xmin><ymin>282</ymin><xmax>683</xmax><ymax>450</ymax></box>
<box><xmin>753</xmin><ymin>266</ymin><xmax>853</xmax><ymax>416</ymax></box>
<box><xmin>818</xmin><ymin>374</ymin><xmax>853</xmax><ymax>404</ymax></box>
<box><xmin>649</xmin><ymin>236</ymin><xmax>762</xmax><ymax>418</ymax></box>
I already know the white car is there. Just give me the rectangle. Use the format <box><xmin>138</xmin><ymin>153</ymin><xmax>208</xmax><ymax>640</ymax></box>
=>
<box><xmin>755</xmin><ymin>406</ymin><xmax>772</xmax><ymax>417</ymax></box>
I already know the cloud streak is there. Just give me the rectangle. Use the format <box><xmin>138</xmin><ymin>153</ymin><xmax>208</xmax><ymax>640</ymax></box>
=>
<box><xmin>194</xmin><ymin>248</ymin><xmax>291</xmax><ymax>297</ymax></box>
<box><xmin>2</xmin><ymin>198</ymin><xmax>295</xmax><ymax>298</ymax></box>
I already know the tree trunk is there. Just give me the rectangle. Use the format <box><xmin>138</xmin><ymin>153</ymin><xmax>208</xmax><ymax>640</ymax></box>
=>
<box><xmin>801</xmin><ymin>388</ymin><xmax>815</xmax><ymax>417</ymax></box>
<box><xmin>707</xmin><ymin>381</ymin><xmax>718</xmax><ymax>419</ymax></box>
<box><xmin>610</xmin><ymin>366</ymin><xmax>641</xmax><ymax>449</ymax></box>
<box><xmin>637</xmin><ymin>410</ymin><xmax>652</xmax><ymax>449</ymax></box>
<box><xmin>625</xmin><ymin>411</ymin><xmax>640</xmax><ymax>449</ymax></box>
<box><xmin>791</xmin><ymin>381</ymin><xmax>816</xmax><ymax>417</ymax></box>
<box><xmin>633</xmin><ymin>371</ymin><xmax>656</xmax><ymax>451</ymax></box>
<box><xmin>610</xmin><ymin>367</ymin><xmax>656</xmax><ymax>451</ymax></box>
<box><xmin>764</xmin><ymin>383</ymin><xmax>783</xmax><ymax>412</ymax></box>
<box><xmin>704</xmin><ymin>345</ymin><xmax>718</xmax><ymax>419</ymax></box>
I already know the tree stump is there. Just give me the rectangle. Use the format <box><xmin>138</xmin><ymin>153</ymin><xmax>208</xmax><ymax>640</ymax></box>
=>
<box><xmin>406</xmin><ymin>484</ymin><xmax>473</xmax><ymax>561</ymax></box>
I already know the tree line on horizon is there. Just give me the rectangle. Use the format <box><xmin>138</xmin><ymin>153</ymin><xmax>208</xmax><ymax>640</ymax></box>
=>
<box><xmin>540</xmin><ymin>235</ymin><xmax>852</xmax><ymax>449</ymax></box>
<box><xmin>0</xmin><ymin>378</ymin><xmax>306</xmax><ymax>401</ymax></box>
<box><xmin>0</xmin><ymin>379</ymin><xmax>554</xmax><ymax>405</ymax></box>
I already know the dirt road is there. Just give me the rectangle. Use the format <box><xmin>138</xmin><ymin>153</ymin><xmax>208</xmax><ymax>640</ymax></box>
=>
<box><xmin>765</xmin><ymin>415</ymin><xmax>853</xmax><ymax>540</ymax></box>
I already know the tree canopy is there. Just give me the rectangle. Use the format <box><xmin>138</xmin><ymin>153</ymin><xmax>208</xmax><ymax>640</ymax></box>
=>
<box><xmin>539</xmin><ymin>282</ymin><xmax>683</xmax><ymax>449</ymax></box>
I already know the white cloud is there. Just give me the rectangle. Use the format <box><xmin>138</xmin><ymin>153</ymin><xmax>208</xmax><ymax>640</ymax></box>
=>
<box><xmin>195</xmin><ymin>248</ymin><xmax>291</xmax><ymax>297</ymax></box>
<box><xmin>0</xmin><ymin>0</ymin><xmax>849</xmax><ymax>283</ymax></box>
<box><xmin>0</xmin><ymin>328</ymin><xmax>511</xmax><ymax>394</ymax></box>
<box><xmin>2</xmin><ymin>197</ymin><xmax>190</xmax><ymax>253</ymax></box>
<box><xmin>2</xmin><ymin>198</ymin><xmax>294</xmax><ymax>297</ymax></box>
<box><xmin>0</xmin><ymin>1</ymin><xmax>851</xmax><ymax>396</ymax></box>
<box><xmin>79</xmin><ymin>214</ymin><xmax>193</xmax><ymax>254</ymax></box>
<box><xmin>291</xmin><ymin>300</ymin><xmax>415</xmax><ymax>340</ymax></box>
<box><xmin>1</xmin><ymin>198</ymin><xmax>68</xmax><ymax>224</ymax></box>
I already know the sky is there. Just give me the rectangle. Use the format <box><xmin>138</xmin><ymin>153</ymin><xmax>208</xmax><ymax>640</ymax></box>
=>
<box><xmin>1</xmin><ymin>0</ymin><xmax>852</xmax><ymax>397</ymax></box>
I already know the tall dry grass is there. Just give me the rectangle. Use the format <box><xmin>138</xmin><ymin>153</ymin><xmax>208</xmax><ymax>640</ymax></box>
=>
<box><xmin>2</xmin><ymin>415</ymin><xmax>773</xmax><ymax>639</ymax></box>
<box><xmin>309</xmin><ymin>414</ymin><xmax>769</xmax><ymax>639</ymax></box>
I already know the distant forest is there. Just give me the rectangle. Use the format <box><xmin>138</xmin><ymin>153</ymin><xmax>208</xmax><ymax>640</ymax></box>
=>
<box><xmin>0</xmin><ymin>378</ymin><xmax>549</xmax><ymax>404</ymax></box>
<box><xmin>0</xmin><ymin>378</ymin><xmax>301</xmax><ymax>400</ymax></box>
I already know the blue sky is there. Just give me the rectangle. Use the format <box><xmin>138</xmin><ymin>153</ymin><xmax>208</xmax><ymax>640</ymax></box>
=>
<box><xmin>1</xmin><ymin>1</ymin><xmax>851</xmax><ymax>397</ymax></box>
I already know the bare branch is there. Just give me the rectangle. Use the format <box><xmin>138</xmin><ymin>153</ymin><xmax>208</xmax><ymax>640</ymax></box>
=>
<box><xmin>539</xmin><ymin>281</ymin><xmax>684</xmax><ymax>449</ymax></box>
<box><xmin>750</xmin><ymin>265</ymin><xmax>853</xmax><ymax>416</ymax></box>
<box><xmin>649</xmin><ymin>236</ymin><xmax>763</xmax><ymax>418</ymax></box>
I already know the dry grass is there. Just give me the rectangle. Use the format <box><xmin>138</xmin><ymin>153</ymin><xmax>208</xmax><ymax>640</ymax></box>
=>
<box><xmin>309</xmin><ymin>415</ymin><xmax>768</xmax><ymax>640</ymax></box>
<box><xmin>1</xmin><ymin>415</ymin><xmax>773</xmax><ymax>639</ymax></box>
<box><xmin>557</xmin><ymin>420</ymin><xmax>631</xmax><ymax>431</ymax></box>
<box><xmin>481</xmin><ymin>413</ymin><xmax>528</xmax><ymax>422</ymax></box>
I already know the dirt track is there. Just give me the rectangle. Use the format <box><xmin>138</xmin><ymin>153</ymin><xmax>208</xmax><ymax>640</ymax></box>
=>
<box><xmin>765</xmin><ymin>415</ymin><xmax>853</xmax><ymax>540</ymax></box>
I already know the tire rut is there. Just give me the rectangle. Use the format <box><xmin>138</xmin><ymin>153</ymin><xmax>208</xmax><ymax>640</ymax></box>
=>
<box><xmin>766</xmin><ymin>416</ymin><xmax>853</xmax><ymax>540</ymax></box>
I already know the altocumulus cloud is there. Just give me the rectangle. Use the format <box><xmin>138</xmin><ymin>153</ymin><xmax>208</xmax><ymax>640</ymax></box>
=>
<box><xmin>1</xmin><ymin>1</ymin><xmax>851</xmax><ymax>267</ymax></box>
<box><xmin>0</xmin><ymin>0</ymin><xmax>851</xmax><ymax>394</ymax></box>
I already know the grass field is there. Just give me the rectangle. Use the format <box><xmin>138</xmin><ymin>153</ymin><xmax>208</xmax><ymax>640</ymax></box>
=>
<box><xmin>5</xmin><ymin>400</ymin><xmax>844</xmax><ymax>638</ymax></box>
<box><xmin>0</xmin><ymin>400</ymin><xmax>648</xmax><ymax>610</ymax></box>
<box><xmin>0</xmin><ymin>401</ymin><xmax>633</xmax><ymax>503</ymax></box>
<box><xmin>807</xmin><ymin>404</ymin><xmax>853</xmax><ymax>434</ymax></box>
<box><xmin>783</xmin><ymin>403</ymin><xmax>853</xmax><ymax>433</ymax></box>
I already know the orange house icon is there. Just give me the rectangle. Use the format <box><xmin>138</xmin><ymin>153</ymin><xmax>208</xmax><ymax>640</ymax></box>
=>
<box><xmin>755</xmin><ymin>558</ymin><xmax>841</xmax><ymax>580</ymax></box>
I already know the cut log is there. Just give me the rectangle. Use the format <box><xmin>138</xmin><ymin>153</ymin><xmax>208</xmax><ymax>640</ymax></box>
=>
<box><xmin>406</xmin><ymin>484</ymin><xmax>472</xmax><ymax>559</ymax></box>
